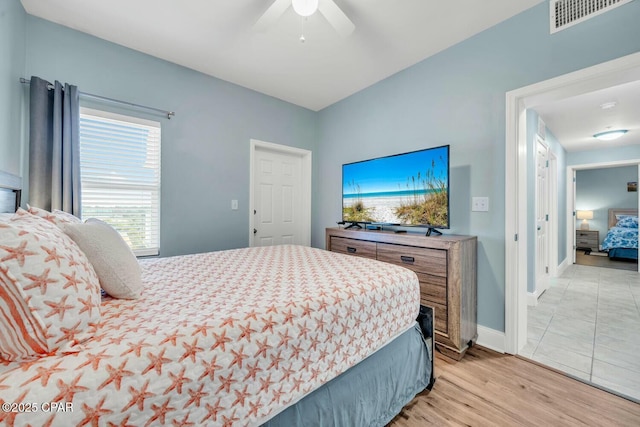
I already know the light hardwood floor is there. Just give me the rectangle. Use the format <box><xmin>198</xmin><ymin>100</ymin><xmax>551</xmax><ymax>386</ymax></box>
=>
<box><xmin>388</xmin><ymin>346</ymin><xmax>640</xmax><ymax>426</ymax></box>
<box><xmin>575</xmin><ymin>250</ymin><xmax>638</xmax><ymax>271</ymax></box>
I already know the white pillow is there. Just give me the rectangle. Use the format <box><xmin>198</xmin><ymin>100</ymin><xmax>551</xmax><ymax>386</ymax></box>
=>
<box><xmin>63</xmin><ymin>219</ymin><xmax>142</xmax><ymax>299</ymax></box>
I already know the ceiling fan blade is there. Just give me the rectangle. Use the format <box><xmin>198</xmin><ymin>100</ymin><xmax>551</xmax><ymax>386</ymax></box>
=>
<box><xmin>254</xmin><ymin>0</ymin><xmax>291</xmax><ymax>32</ymax></box>
<box><xmin>318</xmin><ymin>0</ymin><xmax>355</xmax><ymax>37</ymax></box>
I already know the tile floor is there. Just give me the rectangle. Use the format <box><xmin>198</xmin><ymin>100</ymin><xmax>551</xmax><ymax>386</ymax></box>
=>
<box><xmin>520</xmin><ymin>261</ymin><xmax>640</xmax><ymax>402</ymax></box>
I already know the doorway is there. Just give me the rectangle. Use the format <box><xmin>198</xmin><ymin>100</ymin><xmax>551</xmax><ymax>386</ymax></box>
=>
<box><xmin>505</xmin><ymin>51</ymin><xmax>640</xmax><ymax>355</ymax></box>
<box><xmin>249</xmin><ymin>139</ymin><xmax>312</xmax><ymax>247</ymax></box>
<box><xmin>505</xmin><ymin>52</ymin><xmax>640</xmax><ymax>402</ymax></box>
<box><xmin>570</xmin><ymin>162</ymin><xmax>639</xmax><ymax>271</ymax></box>
<box><xmin>523</xmin><ymin>160</ymin><xmax>640</xmax><ymax>401</ymax></box>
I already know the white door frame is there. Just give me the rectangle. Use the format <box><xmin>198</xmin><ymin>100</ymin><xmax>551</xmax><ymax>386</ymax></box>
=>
<box><xmin>249</xmin><ymin>139</ymin><xmax>312</xmax><ymax>247</ymax></box>
<box><xmin>505</xmin><ymin>52</ymin><xmax>640</xmax><ymax>354</ymax></box>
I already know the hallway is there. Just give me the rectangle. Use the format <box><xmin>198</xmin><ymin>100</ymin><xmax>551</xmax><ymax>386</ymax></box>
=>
<box><xmin>521</xmin><ymin>263</ymin><xmax>640</xmax><ymax>402</ymax></box>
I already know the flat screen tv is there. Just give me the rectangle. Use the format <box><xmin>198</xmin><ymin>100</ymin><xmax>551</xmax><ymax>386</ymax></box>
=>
<box><xmin>342</xmin><ymin>145</ymin><xmax>449</xmax><ymax>233</ymax></box>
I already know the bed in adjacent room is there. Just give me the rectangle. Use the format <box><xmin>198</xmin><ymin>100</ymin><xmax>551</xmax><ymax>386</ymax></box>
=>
<box><xmin>602</xmin><ymin>208</ymin><xmax>639</xmax><ymax>260</ymax></box>
<box><xmin>0</xmin><ymin>171</ymin><xmax>434</xmax><ymax>427</ymax></box>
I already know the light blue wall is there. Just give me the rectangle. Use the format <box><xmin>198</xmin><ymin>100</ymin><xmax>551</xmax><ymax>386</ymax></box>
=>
<box><xmin>316</xmin><ymin>2</ymin><xmax>640</xmax><ymax>332</ymax></box>
<box><xmin>22</xmin><ymin>15</ymin><xmax>317</xmax><ymax>257</ymax></box>
<box><xmin>526</xmin><ymin>109</ymin><xmax>567</xmax><ymax>293</ymax></box>
<box><xmin>0</xmin><ymin>0</ymin><xmax>26</xmax><ymax>176</ymax></box>
<box><xmin>4</xmin><ymin>0</ymin><xmax>640</xmax><ymax>332</ymax></box>
<box><xmin>576</xmin><ymin>166</ymin><xmax>638</xmax><ymax>246</ymax></box>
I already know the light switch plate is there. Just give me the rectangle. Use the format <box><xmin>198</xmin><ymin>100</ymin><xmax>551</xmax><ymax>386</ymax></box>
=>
<box><xmin>231</xmin><ymin>200</ymin><xmax>238</xmax><ymax>210</ymax></box>
<box><xmin>472</xmin><ymin>197</ymin><xmax>489</xmax><ymax>212</ymax></box>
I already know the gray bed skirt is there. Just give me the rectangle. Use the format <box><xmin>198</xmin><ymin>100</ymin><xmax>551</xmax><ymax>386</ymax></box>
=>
<box><xmin>262</xmin><ymin>322</ymin><xmax>433</xmax><ymax>427</ymax></box>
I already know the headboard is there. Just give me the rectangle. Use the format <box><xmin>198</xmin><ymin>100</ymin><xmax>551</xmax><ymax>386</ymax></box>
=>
<box><xmin>0</xmin><ymin>170</ymin><xmax>22</xmax><ymax>213</ymax></box>
<box><xmin>608</xmin><ymin>208</ymin><xmax>638</xmax><ymax>228</ymax></box>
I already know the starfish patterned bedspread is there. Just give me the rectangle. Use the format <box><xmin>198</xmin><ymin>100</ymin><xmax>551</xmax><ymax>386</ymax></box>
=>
<box><xmin>0</xmin><ymin>244</ymin><xmax>420</xmax><ymax>426</ymax></box>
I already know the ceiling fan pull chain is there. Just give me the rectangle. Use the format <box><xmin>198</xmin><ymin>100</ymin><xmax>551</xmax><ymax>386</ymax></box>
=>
<box><xmin>300</xmin><ymin>17</ymin><xmax>306</xmax><ymax>43</ymax></box>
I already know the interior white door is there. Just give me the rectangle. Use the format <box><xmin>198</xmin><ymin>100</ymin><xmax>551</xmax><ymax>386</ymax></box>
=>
<box><xmin>548</xmin><ymin>151</ymin><xmax>558</xmax><ymax>277</ymax></box>
<box><xmin>535</xmin><ymin>138</ymin><xmax>550</xmax><ymax>297</ymax></box>
<box><xmin>572</xmin><ymin>169</ymin><xmax>577</xmax><ymax>264</ymax></box>
<box><xmin>253</xmin><ymin>147</ymin><xmax>304</xmax><ymax>246</ymax></box>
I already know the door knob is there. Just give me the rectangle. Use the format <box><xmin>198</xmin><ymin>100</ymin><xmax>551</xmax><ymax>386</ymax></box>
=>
<box><xmin>253</xmin><ymin>228</ymin><xmax>257</xmax><ymax>234</ymax></box>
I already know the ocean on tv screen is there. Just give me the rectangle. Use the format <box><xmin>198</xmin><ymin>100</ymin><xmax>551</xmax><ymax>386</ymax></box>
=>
<box><xmin>342</xmin><ymin>146</ymin><xmax>449</xmax><ymax>227</ymax></box>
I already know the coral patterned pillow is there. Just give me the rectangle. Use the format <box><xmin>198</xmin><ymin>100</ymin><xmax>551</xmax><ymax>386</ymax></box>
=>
<box><xmin>0</xmin><ymin>209</ymin><xmax>101</xmax><ymax>361</ymax></box>
<box><xmin>27</xmin><ymin>205</ymin><xmax>82</xmax><ymax>227</ymax></box>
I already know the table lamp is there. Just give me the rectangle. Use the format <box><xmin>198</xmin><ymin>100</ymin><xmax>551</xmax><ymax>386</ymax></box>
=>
<box><xmin>577</xmin><ymin>210</ymin><xmax>593</xmax><ymax>230</ymax></box>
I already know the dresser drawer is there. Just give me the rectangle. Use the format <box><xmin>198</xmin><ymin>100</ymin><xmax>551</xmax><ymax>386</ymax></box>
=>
<box><xmin>377</xmin><ymin>243</ymin><xmax>446</xmax><ymax>277</ymax></box>
<box><xmin>417</xmin><ymin>272</ymin><xmax>446</xmax><ymax>306</ymax></box>
<box><xmin>576</xmin><ymin>238</ymin><xmax>596</xmax><ymax>246</ymax></box>
<box><xmin>330</xmin><ymin>237</ymin><xmax>377</xmax><ymax>259</ymax></box>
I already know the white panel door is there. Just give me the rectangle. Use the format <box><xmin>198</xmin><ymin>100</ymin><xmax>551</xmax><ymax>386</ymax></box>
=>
<box><xmin>535</xmin><ymin>138</ymin><xmax>550</xmax><ymax>297</ymax></box>
<box><xmin>253</xmin><ymin>147</ymin><xmax>304</xmax><ymax>246</ymax></box>
<box><xmin>572</xmin><ymin>169</ymin><xmax>577</xmax><ymax>264</ymax></box>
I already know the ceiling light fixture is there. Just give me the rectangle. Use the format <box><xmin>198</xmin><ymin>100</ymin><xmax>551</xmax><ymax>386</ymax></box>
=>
<box><xmin>292</xmin><ymin>0</ymin><xmax>319</xmax><ymax>17</ymax></box>
<box><xmin>593</xmin><ymin>129</ymin><xmax>628</xmax><ymax>141</ymax></box>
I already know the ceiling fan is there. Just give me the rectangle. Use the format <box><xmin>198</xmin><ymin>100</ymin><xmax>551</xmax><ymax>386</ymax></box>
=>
<box><xmin>254</xmin><ymin>0</ymin><xmax>355</xmax><ymax>37</ymax></box>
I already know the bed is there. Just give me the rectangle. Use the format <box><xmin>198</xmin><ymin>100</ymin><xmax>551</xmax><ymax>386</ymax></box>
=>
<box><xmin>602</xmin><ymin>208</ymin><xmax>638</xmax><ymax>261</ymax></box>
<box><xmin>0</xmin><ymin>172</ymin><xmax>434</xmax><ymax>427</ymax></box>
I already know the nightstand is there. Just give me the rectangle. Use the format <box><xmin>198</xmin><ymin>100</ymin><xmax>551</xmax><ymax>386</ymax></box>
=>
<box><xmin>576</xmin><ymin>229</ymin><xmax>599</xmax><ymax>252</ymax></box>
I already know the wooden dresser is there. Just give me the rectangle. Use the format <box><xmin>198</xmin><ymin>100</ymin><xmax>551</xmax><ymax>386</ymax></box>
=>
<box><xmin>326</xmin><ymin>227</ymin><xmax>477</xmax><ymax>360</ymax></box>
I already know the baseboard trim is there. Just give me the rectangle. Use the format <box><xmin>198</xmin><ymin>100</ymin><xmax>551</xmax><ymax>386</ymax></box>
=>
<box><xmin>476</xmin><ymin>325</ymin><xmax>505</xmax><ymax>353</ymax></box>
<box><xmin>527</xmin><ymin>290</ymin><xmax>540</xmax><ymax>307</ymax></box>
<box><xmin>528</xmin><ymin>259</ymin><xmax>571</xmax><ymax>307</ymax></box>
<box><xmin>557</xmin><ymin>257</ymin><xmax>570</xmax><ymax>276</ymax></box>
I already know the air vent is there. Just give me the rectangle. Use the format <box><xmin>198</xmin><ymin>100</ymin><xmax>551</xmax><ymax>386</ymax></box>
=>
<box><xmin>550</xmin><ymin>0</ymin><xmax>634</xmax><ymax>33</ymax></box>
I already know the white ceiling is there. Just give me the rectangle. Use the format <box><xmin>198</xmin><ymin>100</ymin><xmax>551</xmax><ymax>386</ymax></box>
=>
<box><xmin>20</xmin><ymin>0</ymin><xmax>543</xmax><ymax>111</ymax></box>
<box><xmin>22</xmin><ymin>0</ymin><xmax>637</xmax><ymax>153</ymax></box>
<box><xmin>534</xmin><ymin>80</ymin><xmax>640</xmax><ymax>152</ymax></box>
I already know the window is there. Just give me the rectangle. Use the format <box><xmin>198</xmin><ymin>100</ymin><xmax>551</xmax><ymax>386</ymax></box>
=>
<box><xmin>79</xmin><ymin>108</ymin><xmax>161</xmax><ymax>256</ymax></box>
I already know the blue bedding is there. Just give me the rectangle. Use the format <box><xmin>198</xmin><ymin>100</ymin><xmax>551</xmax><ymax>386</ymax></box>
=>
<box><xmin>602</xmin><ymin>226</ymin><xmax>638</xmax><ymax>250</ymax></box>
<box><xmin>608</xmin><ymin>247</ymin><xmax>638</xmax><ymax>260</ymax></box>
<box><xmin>602</xmin><ymin>225</ymin><xmax>638</xmax><ymax>260</ymax></box>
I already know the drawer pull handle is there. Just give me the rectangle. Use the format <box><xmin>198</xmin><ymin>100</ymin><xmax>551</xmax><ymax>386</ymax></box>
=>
<box><xmin>347</xmin><ymin>247</ymin><xmax>357</xmax><ymax>253</ymax></box>
<box><xmin>401</xmin><ymin>255</ymin><xmax>415</xmax><ymax>263</ymax></box>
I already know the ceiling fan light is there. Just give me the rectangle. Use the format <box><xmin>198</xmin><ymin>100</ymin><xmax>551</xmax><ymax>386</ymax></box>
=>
<box><xmin>292</xmin><ymin>0</ymin><xmax>319</xmax><ymax>17</ymax></box>
<box><xmin>593</xmin><ymin>129</ymin><xmax>628</xmax><ymax>141</ymax></box>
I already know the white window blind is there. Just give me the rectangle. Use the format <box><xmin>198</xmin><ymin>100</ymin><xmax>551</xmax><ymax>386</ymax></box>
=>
<box><xmin>79</xmin><ymin>108</ymin><xmax>161</xmax><ymax>256</ymax></box>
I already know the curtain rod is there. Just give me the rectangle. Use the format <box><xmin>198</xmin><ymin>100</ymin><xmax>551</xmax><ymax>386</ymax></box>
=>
<box><xmin>19</xmin><ymin>78</ymin><xmax>175</xmax><ymax>119</ymax></box>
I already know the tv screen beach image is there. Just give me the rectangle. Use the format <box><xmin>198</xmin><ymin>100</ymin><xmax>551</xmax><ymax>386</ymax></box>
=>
<box><xmin>342</xmin><ymin>146</ymin><xmax>449</xmax><ymax>227</ymax></box>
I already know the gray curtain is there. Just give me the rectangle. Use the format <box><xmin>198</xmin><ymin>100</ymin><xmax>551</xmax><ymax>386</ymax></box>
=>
<box><xmin>28</xmin><ymin>76</ymin><xmax>81</xmax><ymax>215</ymax></box>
